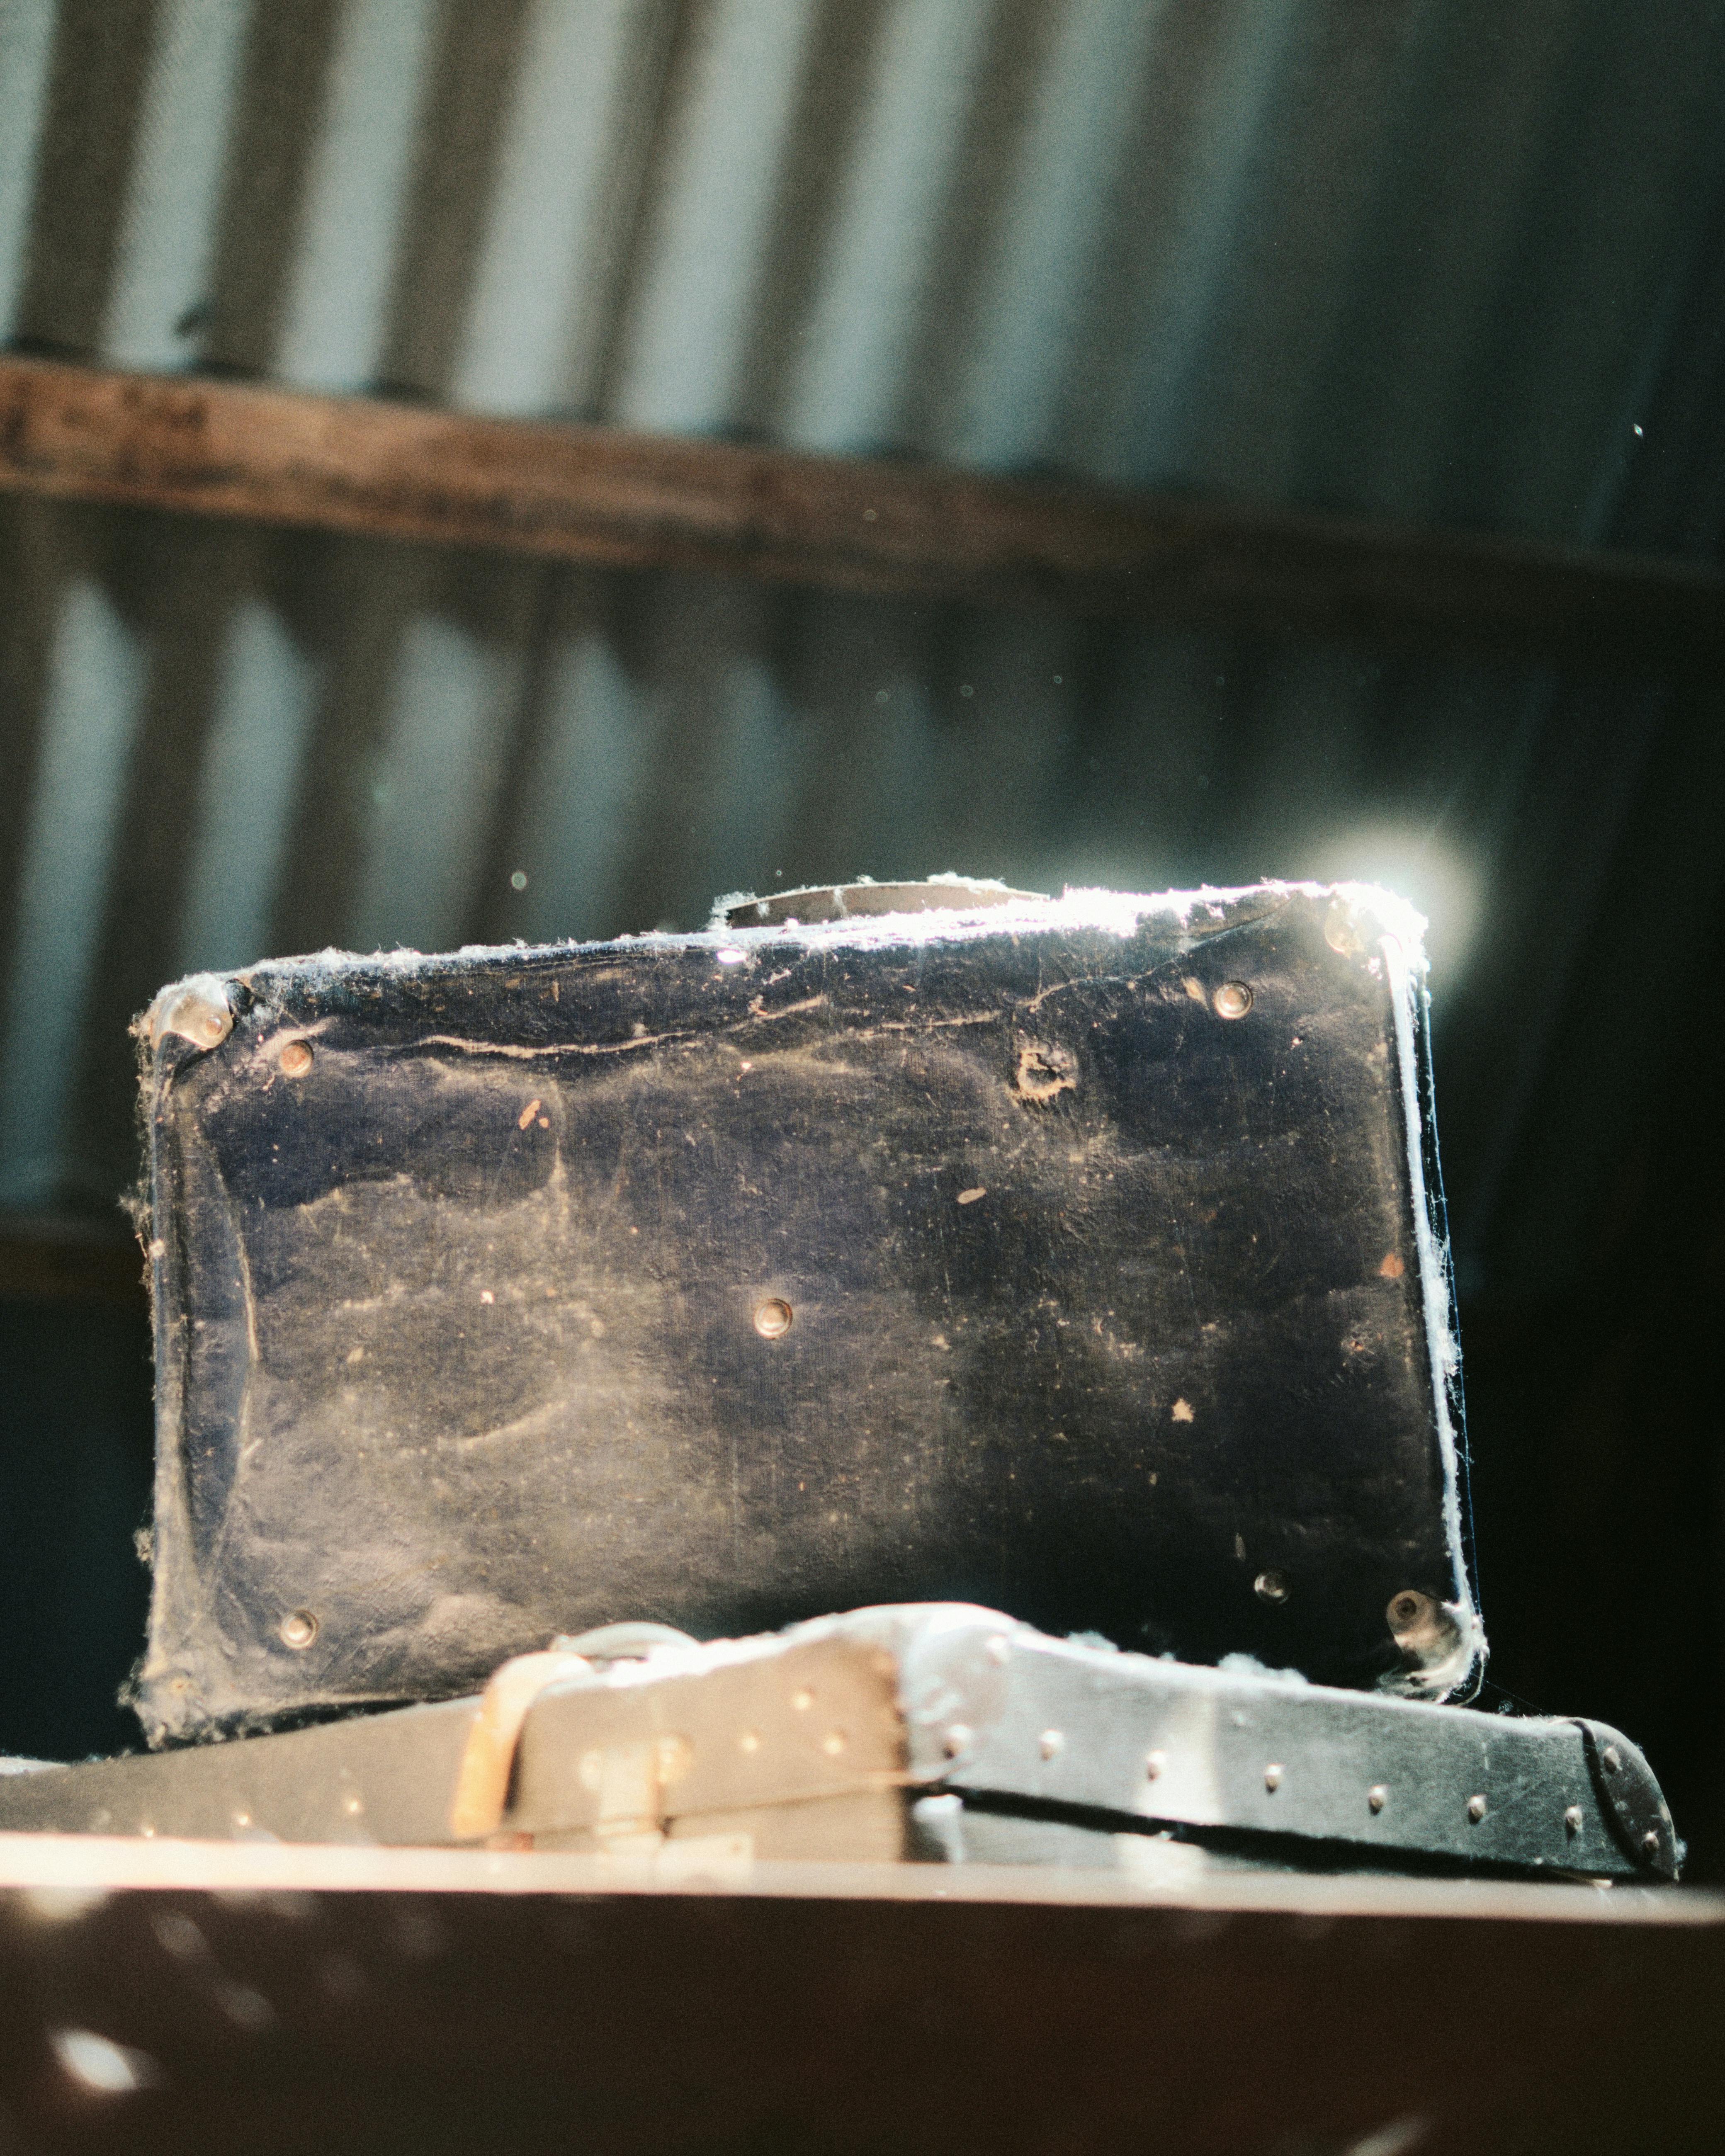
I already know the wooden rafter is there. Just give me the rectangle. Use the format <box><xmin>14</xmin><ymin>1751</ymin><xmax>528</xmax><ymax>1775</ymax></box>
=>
<box><xmin>0</xmin><ymin>355</ymin><xmax>1719</xmax><ymax>670</ymax></box>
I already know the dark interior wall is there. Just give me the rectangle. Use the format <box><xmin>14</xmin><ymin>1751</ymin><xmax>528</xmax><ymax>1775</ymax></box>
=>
<box><xmin>1458</xmin><ymin>693</ymin><xmax>1725</xmax><ymax>1880</ymax></box>
<box><xmin>0</xmin><ymin>1282</ymin><xmax>151</xmax><ymax>1763</ymax></box>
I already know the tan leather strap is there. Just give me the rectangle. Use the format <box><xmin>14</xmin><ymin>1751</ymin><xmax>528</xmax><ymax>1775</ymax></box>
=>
<box><xmin>448</xmin><ymin>1650</ymin><xmax>593</xmax><ymax>1841</ymax></box>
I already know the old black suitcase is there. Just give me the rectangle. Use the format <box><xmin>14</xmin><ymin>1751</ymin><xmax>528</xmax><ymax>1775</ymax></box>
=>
<box><xmin>136</xmin><ymin>879</ymin><xmax>1479</xmax><ymax>1743</ymax></box>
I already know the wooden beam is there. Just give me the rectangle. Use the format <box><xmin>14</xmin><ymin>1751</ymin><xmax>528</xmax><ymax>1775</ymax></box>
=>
<box><xmin>0</xmin><ymin>355</ymin><xmax>1719</xmax><ymax>671</ymax></box>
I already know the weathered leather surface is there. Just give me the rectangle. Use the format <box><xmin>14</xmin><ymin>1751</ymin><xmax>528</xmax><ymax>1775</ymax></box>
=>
<box><xmin>136</xmin><ymin>884</ymin><xmax>1477</xmax><ymax>1741</ymax></box>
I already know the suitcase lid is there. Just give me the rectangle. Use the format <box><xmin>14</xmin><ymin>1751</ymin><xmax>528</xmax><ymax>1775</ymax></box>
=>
<box><xmin>135</xmin><ymin>880</ymin><xmax>1480</xmax><ymax>1741</ymax></box>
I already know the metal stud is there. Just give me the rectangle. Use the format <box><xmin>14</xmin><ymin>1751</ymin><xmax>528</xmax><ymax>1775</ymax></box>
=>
<box><xmin>1212</xmin><ymin>981</ymin><xmax>1253</xmax><ymax>1020</ymax></box>
<box><xmin>279</xmin><ymin>1039</ymin><xmax>313</xmax><ymax>1077</ymax></box>
<box><xmin>1642</xmin><ymin>1830</ymin><xmax>1661</xmax><ymax>1857</ymax></box>
<box><xmin>1601</xmin><ymin>1744</ymin><xmax>1622</xmax><ymax>1774</ymax></box>
<box><xmin>279</xmin><ymin>1610</ymin><xmax>318</xmax><ymax>1650</ymax></box>
<box><xmin>1145</xmin><ymin>1749</ymin><xmax>1166</xmax><ymax>1781</ymax></box>
<box><xmin>1368</xmin><ymin>1785</ymin><xmax>1387</xmax><ymax>1814</ymax></box>
<box><xmin>1387</xmin><ymin>1590</ymin><xmax>1433</xmax><ymax>1633</ymax></box>
<box><xmin>1254</xmin><ymin>1570</ymin><xmax>1289</xmax><ymax>1604</ymax></box>
<box><xmin>1467</xmin><ymin>1794</ymin><xmax>1487</xmax><ymax>1823</ymax></box>
<box><xmin>753</xmin><ymin>1297</ymin><xmax>793</xmax><ymax>1339</ymax></box>
<box><xmin>1263</xmin><ymin>1763</ymin><xmax>1283</xmax><ymax>1792</ymax></box>
<box><xmin>1564</xmin><ymin>1805</ymin><xmax>1583</xmax><ymax>1835</ymax></box>
<box><xmin>1038</xmin><ymin>1730</ymin><xmax>1064</xmax><ymax>1761</ymax></box>
<box><xmin>151</xmin><ymin>978</ymin><xmax>234</xmax><ymax>1052</ymax></box>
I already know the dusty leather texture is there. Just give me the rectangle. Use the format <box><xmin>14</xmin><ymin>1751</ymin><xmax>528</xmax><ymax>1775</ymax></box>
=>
<box><xmin>134</xmin><ymin>883</ymin><xmax>1478</xmax><ymax>1742</ymax></box>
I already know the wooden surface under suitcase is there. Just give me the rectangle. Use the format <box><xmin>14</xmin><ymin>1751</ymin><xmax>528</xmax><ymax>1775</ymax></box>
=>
<box><xmin>0</xmin><ymin>1838</ymin><xmax>1716</xmax><ymax>2156</ymax></box>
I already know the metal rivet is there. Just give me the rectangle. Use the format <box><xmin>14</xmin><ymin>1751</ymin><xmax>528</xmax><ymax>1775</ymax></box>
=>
<box><xmin>944</xmin><ymin>1724</ymin><xmax>972</xmax><ymax>1758</ymax></box>
<box><xmin>1601</xmin><ymin>1744</ymin><xmax>1622</xmax><ymax>1774</ymax></box>
<box><xmin>279</xmin><ymin>1039</ymin><xmax>313</xmax><ymax>1077</ymax></box>
<box><xmin>1263</xmin><ymin>1763</ymin><xmax>1283</xmax><ymax>1792</ymax></box>
<box><xmin>1368</xmin><ymin>1785</ymin><xmax>1387</xmax><ymax>1814</ymax></box>
<box><xmin>1212</xmin><ymin>981</ymin><xmax>1253</xmax><ymax>1020</ymax></box>
<box><xmin>153</xmin><ymin>980</ymin><xmax>234</xmax><ymax>1051</ymax></box>
<box><xmin>738</xmin><ymin>1729</ymin><xmax>760</xmax><ymax>1753</ymax></box>
<box><xmin>1254</xmin><ymin>1570</ymin><xmax>1289</xmax><ymax>1604</ymax></box>
<box><xmin>753</xmin><ymin>1297</ymin><xmax>793</xmax><ymax>1339</ymax></box>
<box><xmin>279</xmin><ymin>1610</ymin><xmax>318</xmax><ymax>1650</ymax></box>
<box><xmin>1641</xmin><ymin>1829</ymin><xmax>1661</xmax><ymax>1857</ymax></box>
<box><xmin>1564</xmin><ymin>1806</ymin><xmax>1584</xmax><ymax>1835</ymax></box>
<box><xmin>790</xmin><ymin>1688</ymin><xmax>814</xmax><ymax>1712</ymax></box>
<box><xmin>1387</xmin><ymin>1589</ymin><xmax>1432</xmax><ymax>1632</ymax></box>
<box><xmin>1039</xmin><ymin>1730</ymin><xmax>1064</xmax><ymax>1761</ymax></box>
<box><xmin>1145</xmin><ymin>1749</ymin><xmax>1166</xmax><ymax>1781</ymax></box>
<box><xmin>1467</xmin><ymin>1794</ymin><xmax>1487</xmax><ymax>1823</ymax></box>
<box><xmin>821</xmin><ymin>1730</ymin><xmax>846</xmax><ymax>1757</ymax></box>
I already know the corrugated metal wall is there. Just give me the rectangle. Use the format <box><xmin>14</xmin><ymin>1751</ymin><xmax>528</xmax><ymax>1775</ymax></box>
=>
<box><xmin>2</xmin><ymin>0</ymin><xmax>1725</xmax><ymax>1297</ymax></box>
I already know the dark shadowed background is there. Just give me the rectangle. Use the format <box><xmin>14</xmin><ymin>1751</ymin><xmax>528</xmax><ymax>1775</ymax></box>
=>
<box><xmin>0</xmin><ymin>0</ymin><xmax>1721</xmax><ymax>1872</ymax></box>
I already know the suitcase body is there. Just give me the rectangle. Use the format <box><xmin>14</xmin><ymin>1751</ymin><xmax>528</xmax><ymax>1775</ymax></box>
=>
<box><xmin>0</xmin><ymin>1608</ymin><xmax>1676</xmax><ymax>1882</ymax></box>
<box><xmin>136</xmin><ymin>881</ymin><xmax>1478</xmax><ymax>1743</ymax></box>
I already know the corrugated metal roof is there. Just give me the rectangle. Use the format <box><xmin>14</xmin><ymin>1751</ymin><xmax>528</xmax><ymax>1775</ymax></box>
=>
<box><xmin>0</xmin><ymin>0</ymin><xmax>1723</xmax><ymax>1297</ymax></box>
